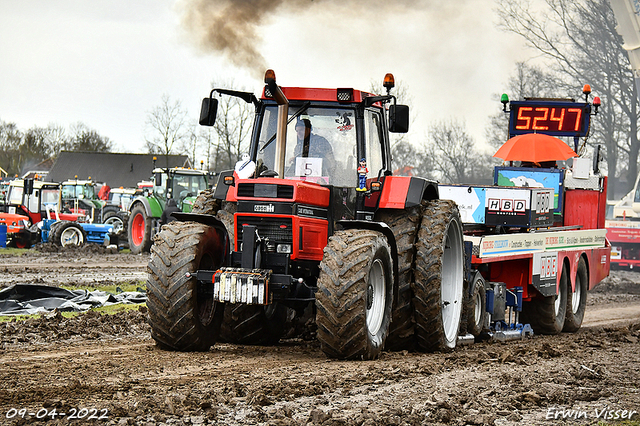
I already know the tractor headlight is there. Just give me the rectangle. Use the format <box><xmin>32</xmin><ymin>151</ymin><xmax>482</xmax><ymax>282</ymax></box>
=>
<box><xmin>276</xmin><ymin>244</ymin><xmax>292</xmax><ymax>254</ymax></box>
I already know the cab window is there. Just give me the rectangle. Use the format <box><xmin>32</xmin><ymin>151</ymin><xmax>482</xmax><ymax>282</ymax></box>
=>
<box><xmin>364</xmin><ymin>109</ymin><xmax>385</xmax><ymax>180</ymax></box>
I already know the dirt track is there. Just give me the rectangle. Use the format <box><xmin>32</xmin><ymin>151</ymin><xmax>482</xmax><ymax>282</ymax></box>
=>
<box><xmin>0</xmin><ymin>248</ymin><xmax>639</xmax><ymax>425</ymax></box>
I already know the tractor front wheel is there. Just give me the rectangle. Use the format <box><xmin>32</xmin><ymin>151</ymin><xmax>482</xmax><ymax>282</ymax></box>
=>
<box><xmin>147</xmin><ymin>221</ymin><xmax>225</xmax><ymax>351</ymax></box>
<box><xmin>316</xmin><ymin>229</ymin><xmax>393</xmax><ymax>360</ymax></box>
<box><xmin>128</xmin><ymin>204</ymin><xmax>153</xmax><ymax>254</ymax></box>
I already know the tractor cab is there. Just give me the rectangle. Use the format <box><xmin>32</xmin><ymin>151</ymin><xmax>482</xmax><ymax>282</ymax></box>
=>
<box><xmin>151</xmin><ymin>167</ymin><xmax>209</xmax><ymax>211</ymax></box>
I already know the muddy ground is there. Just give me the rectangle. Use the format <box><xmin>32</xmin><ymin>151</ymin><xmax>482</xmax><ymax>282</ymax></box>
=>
<box><xmin>0</xmin><ymin>247</ymin><xmax>639</xmax><ymax>426</ymax></box>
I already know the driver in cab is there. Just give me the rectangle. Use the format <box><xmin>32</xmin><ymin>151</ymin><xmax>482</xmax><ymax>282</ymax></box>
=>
<box><xmin>290</xmin><ymin>118</ymin><xmax>336</xmax><ymax>177</ymax></box>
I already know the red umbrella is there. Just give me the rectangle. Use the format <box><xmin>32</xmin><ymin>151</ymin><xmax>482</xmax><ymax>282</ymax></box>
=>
<box><xmin>493</xmin><ymin>133</ymin><xmax>577</xmax><ymax>162</ymax></box>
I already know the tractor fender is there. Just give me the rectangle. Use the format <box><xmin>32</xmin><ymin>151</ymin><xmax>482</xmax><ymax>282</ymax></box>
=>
<box><xmin>173</xmin><ymin>212</ymin><xmax>231</xmax><ymax>264</ymax></box>
<box><xmin>129</xmin><ymin>196</ymin><xmax>163</xmax><ymax>218</ymax></box>
<box><xmin>337</xmin><ymin>219</ymin><xmax>399</xmax><ymax>301</ymax></box>
<box><xmin>377</xmin><ymin>176</ymin><xmax>439</xmax><ymax>209</ymax></box>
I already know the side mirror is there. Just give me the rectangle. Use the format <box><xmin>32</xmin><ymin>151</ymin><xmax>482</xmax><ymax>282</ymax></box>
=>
<box><xmin>199</xmin><ymin>97</ymin><xmax>219</xmax><ymax>126</ymax></box>
<box><xmin>389</xmin><ymin>104</ymin><xmax>409</xmax><ymax>133</ymax></box>
<box><xmin>154</xmin><ymin>173</ymin><xmax>162</xmax><ymax>187</ymax></box>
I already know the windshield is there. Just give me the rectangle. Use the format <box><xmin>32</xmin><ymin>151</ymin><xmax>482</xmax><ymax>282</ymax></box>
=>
<box><xmin>257</xmin><ymin>105</ymin><xmax>357</xmax><ymax>187</ymax></box>
<box><xmin>171</xmin><ymin>173</ymin><xmax>207</xmax><ymax>199</ymax></box>
<box><xmin>62</xmin><ymin>184</ymin><xmax>94</xmax><ymax>199</ymax></box>
<box><xmin>41</xmin><ymin>188</ymin><xmax>60</xmax><ymax>210</ymax></box>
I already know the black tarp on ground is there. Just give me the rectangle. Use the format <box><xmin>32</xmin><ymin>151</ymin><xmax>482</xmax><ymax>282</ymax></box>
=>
<box><xmin>0</xmin><ymin>284</ymin><xmax>146</xmax><ymax>315</ymax></box>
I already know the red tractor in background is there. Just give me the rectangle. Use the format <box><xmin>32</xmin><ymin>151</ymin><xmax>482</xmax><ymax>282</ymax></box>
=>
<box><xmin>146</xmin><ymin>71</ymin><xmax>465</xmax><ymax>359</ymax></box>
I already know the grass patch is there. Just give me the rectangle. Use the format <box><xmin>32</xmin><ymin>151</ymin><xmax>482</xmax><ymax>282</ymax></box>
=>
<box><xmin>0</xmin><ymin>247</ymin><xmax>33</xmax><ymax>256</ymax></box>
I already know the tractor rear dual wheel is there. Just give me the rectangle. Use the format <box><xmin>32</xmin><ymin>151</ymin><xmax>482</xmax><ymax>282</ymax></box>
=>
<box><xmin>413</xmin><ymin>200</ymin><xmax>465</xmax><ymax>352</ymax></box>
<box><xmin>147</xmin><ymin>221</ymin><xmax>225</xmax><ymax>351</ymax></box>
<box><xmin>316</xmin><ymin>229</ymin><xmax>394</xmax><ymax>360</ymax></box>
<box><xmin>376</xmin><ymin>207</ymin><xmax>421</xmax><ymax>351</ymax></box>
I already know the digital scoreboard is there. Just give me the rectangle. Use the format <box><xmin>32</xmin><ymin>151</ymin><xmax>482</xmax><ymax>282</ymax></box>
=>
<box><xmin>508</xmin><ymin>101</ymin><xmax>591</xmax><ymax>137</ymax></box>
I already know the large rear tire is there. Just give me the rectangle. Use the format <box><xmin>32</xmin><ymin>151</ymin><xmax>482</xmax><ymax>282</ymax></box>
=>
<box><xmin>147</xmin><ymin>221</ymin><xmax>225</xmax><ymax>351</ymax></box>
<box><xmin>128</xmin><ymin>204</ymin><xmax>153</xmax><ymax>254</ymax></box>
<box><xmin>522</xmin><ymin>262</ymin><xmax>568</xmax><ymax>335</ymax></box>
<box><xmin>376</xmin><ymin>207</ymin><xmax>421</xmax><ymax>351</ymax></box>
<box><xmin>564</xmin><ymin>257</ymin><xmax>588</xmax><ymax>332</ymax></box>
<box><xmin>316</xmin><ymin>229</ymin><xmax>393</xmax><ymax>360</ymax></box>
<box><xmin>413</xmin><ymin>200</ymin><xmax>465</xmax><ymax>352</ymax></box>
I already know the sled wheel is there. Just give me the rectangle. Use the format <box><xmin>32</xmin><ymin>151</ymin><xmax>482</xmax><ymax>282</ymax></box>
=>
<box><xmin>147</xmin><ymin>221</ymin><xmax>225</xmax><ymax>351</ymax></box>
<box><xmin>465</xmin><ymin>272</ymin><xmax>486</xmax><ymax>337</ymax></box>
<box><xmin>564</xmin><ymin>257</ymin><xmax>588</xmax><ymax>332</ymax></box>
<box><xmin>413</xmin><ymin>200</ymin><xmax>465</xmax><ymax>352</ymax></box>
<box><xmin>316</xmin><ymin>229</ymin><xmax>393</xmax><ymax>360</ymax></box>
<box><xmin>523</xmin><ymin>261</ymin><xmax>568</xmax><ymax>335</ymax></box>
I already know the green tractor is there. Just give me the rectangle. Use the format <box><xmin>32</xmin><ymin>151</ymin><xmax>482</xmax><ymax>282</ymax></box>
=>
<box><xmin>127</xmin><ymin>167</ymin><xmax>209</xmax><ymax>254</ymax></box>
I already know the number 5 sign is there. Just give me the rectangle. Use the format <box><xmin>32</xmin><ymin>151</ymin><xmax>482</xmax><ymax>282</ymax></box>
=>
<box><xmin>295</xmin><ymin>157</ymin><xmax>323</xmax><ymax>177</ymax></box>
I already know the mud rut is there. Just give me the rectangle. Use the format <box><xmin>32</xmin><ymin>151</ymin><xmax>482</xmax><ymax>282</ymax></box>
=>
<box><xmin>0</xmin><ymin>248</ymin><xmax>639</xmax><ymax>426</ymax></box>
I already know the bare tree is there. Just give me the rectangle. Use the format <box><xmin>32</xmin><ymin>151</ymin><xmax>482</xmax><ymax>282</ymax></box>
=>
<box><xmin>145</xmin><ymin>94</ymin><xmax>189</xmax><ymax>167</ymax></box>
<box><xmin>496</xmin><ymin>0</ymin><xmax>638</xmax><ymax>195</ymax></box>
<box><xmin>424</xmin><ymin>119</ymin><xmax>494</xmax><ymax>184</ymax></box>
<box><xmin>209</xmin><ymin>79</ymin><xmax>254</xmax><ymax>171</ymax></box>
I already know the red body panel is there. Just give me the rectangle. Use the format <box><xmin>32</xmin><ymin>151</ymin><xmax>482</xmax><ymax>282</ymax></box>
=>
<box><xmin>231</xmin><ymin>178</ymin><xmax>331</xmax><ymax>208</ymax></box>
<box><xmin>376</xmin><ymin>176</ymin><xmax>411</xmax><ymax>209</ymax></box>
<box><xmin>295</xmin><ymin>217</ymin><xmax>328</xmax><ymax>261</ymax></box>
<box><xmin>234</xmin><ymin>213</ymin><xmax>327</xmax><ymax>261</ymax></box>
<box><xmin>262</xmin><ymin>87</ymin><xmax>373</xmax><ymax>103</ymax></box>
<box><xmin>0</xmin><ymin>213</ymin><xmax>29</xmax><ymax>234</ymax></box>
<box><xmin>563</xmin><ymin>177</ymin><xmax>607</xmax><ymax>230</ymax></box>
<box><xmin>605</xmin><ymin>225</ymin><xmax>640</xmax><ymax>267</ymax></box>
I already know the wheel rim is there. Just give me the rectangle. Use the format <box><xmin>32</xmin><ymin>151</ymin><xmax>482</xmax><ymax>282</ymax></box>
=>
<box><xmin>474</xmin><ymin>291</ymin><xmax>483</xmax><ymax>326</ymax></box>
<box><xmin>104</xmin><ymin>216</ymin><xmax>123</xmax><ymax>234</ymax></box>
<box><xmin>60</xmin><ymin>227</ymin><xmax>82</xmax><ymax>247</ymax></box>
<box><xmin>366</xmin><ymin>258</ymin><xmax>386</xmax><ymax>336</ymax></box>
<box><xmin>131</xmin><ymin>213</ymin><xmax>145</xmax><ymax>246</ymax></box>
<box><xmin>572</xmin><ymin>274</ymin><xmax>582</xmax><ymax>315</ymax></box>
<box><xmin>554</xmin><ymin>290</ymin><xmax>561</xmax><ymax>316</ymax></box>
<box><xmin>441</xmin><ymin>220</ymin><xmax>464</xmax><ymax>344</ymax></box>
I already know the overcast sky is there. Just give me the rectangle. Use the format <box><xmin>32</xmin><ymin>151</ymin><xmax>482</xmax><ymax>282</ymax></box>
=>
<box><xmin>0</xmin><ymin>0</ymin><xmax>530</xmax><ymax>161</ymax></box>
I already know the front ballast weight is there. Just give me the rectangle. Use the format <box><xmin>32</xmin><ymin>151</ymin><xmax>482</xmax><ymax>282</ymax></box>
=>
<box><xmin>190</xmin><ymin>267</ymin><xmax>292</xmax><ymax>305</ymax></box>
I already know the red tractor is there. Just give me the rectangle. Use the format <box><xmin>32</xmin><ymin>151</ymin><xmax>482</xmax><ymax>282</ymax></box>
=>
<box><xmin>146</xmin><ymin>71</ymin><xmax>465</xmax><ymax>359</ymax></box>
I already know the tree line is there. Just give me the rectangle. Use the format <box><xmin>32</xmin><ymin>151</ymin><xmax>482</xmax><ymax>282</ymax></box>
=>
<box><xmin>0</xmin><ymin>121</ymin><xmax>112</xmax><ymax>177</ymax></box>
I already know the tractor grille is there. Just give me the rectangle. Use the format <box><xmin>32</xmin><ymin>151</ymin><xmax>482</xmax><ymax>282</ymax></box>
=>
<box><xmin>237</xmin><ymin>183</ymin><xmax>294</xmax><ymax>199</ymax></box>
<box><xmin>236</xmin><ymin>216</ymin><xmax>293</xmax><ymax>244</ymax></box>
